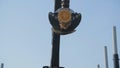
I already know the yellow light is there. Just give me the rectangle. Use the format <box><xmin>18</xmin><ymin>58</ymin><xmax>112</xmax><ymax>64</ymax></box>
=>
<box><xmin>58</xmin><ymin>9</ymin><xmax>71</xmax><ymax>23</ymax></box>
<box><xmin>57</xmin><ymin>8</ymin><xmax>72</xmax><ymax>29</ymax></box>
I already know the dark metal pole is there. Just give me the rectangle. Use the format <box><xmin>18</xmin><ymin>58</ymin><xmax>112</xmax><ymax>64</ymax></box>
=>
<box><xmin>50</xmin><ymin>0</ymin><xmax>61</xmax><ymax>68</ymax></box>
<box><xmin>50</xmin><ymin>0</ymin><xmax>70</xmax><ymax>68</ymax></box>
<box><xmin>113</xmin><ymin>26</ymin><xmax>119</xmax><ymax>68</ymax></box>
<box><xmin>51</xmin><ymin>32</ymin><xmax>60</xmax><ymax>68</ymax></box>
<box><xmin>113</xmin><ymin>54</ymin><xmax>119</xmax><ymax>68</ymax></box>
<box><xmin>104</xmin><ymin>46</ymin><xmax>109</xmax><ymax>68</ymax></box>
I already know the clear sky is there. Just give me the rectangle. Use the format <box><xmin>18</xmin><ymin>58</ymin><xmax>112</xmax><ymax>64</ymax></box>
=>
<box><xmin>0</xmin><ymin>0</ymin><xmax>120</xmax><ymax>68</ymax></box>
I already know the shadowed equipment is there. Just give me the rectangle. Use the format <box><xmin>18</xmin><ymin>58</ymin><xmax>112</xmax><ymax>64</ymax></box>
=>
<box><xmin>43</xmin><ymin>0</ymin><xmax>81</xmax><ymax>68</ymax></box>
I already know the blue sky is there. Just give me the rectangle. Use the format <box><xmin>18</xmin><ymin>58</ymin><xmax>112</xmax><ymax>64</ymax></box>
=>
<box><xmin>0</xmin><ymin>0</ymin><xmax>120</xmax><ymax>68</ymax></box>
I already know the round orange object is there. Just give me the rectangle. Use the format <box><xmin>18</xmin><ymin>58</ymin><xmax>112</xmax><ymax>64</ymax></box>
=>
<box><xmin>58</xmin><ymin>9</ymin><xmax>71</xmax><ymax>23</ymax></box>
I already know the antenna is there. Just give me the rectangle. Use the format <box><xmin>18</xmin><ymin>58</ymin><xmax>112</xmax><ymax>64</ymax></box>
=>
<box><xmin>104</xmin><ymin>46</ymin><xmax>109</xmax><ymax>68</ymax></box>
<box><xmin>112</xmin><ymin>26</ymin><xmax>119</xmax><ymax>68</ymax></box>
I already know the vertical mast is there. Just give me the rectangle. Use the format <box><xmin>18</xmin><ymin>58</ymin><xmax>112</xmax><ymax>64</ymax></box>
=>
<box><xmin>113</xmin><ymin>26</ymin><xmax>119</xmax><ymax>68</ymax></box>
<box><xmin>113</xmin><ymin>26</ymin><xmax>118</xmax><ymax>54</ymax></box>
<box><xmin>50</xmin><ymin>0</ymin><xmax>61</xmax><ymax>68</ymax></box>
<box><xmin>51</xmin><ymin>32</ymin><xmax>60</xmax><ymax>68</ymax></box>
<box><xmin>104</xmin><ymin>46</ymin><xmax>109</xmax><ymax>68</ymax></box>
<box><xmin>51</xmin><ymin>0</ymin><xmax>70</xmax><ymax>68</ymax></box>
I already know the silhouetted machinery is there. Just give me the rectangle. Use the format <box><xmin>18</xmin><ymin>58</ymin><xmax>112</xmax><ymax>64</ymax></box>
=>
<box><xmin>43</xmin><ymin>0</ymin><xmax>81</xmax><ymax>68</ymax></box>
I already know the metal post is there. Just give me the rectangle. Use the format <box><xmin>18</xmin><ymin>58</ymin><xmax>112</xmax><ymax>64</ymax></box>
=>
<box><xmin>104</xmin><ymin>46</ymin><xmax>109</xmax><ymax>68</ymax></box>
<box><xmin>50</xmin><ymin>0</ymin><xmax>70</xmax><ymax>68</ymax></box>
<box><xmin>113</xmin><ymin>26</ymin><xmax>118</xmax><ymax>54</ymax></box>
<box><xmin>113</xmin><ymin>26</ymin><xmax>119</xmax><ymax>68</ymax></box>
<box><xmin>50</xmin><ymin>0</ymin><xmax>61</xmax><ymax>68</ymax></box>
<box><xmin>50</xmin><ymin>32</ymin><xmax>60</xmax><ymax>68</ymax></box>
